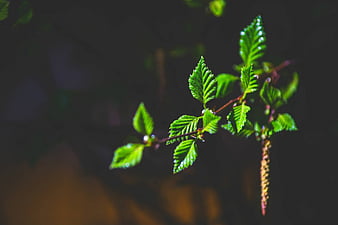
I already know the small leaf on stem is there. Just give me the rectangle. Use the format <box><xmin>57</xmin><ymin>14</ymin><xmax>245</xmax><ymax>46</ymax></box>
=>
<box><xmin>241</xmin><ymin>64</ymin><xmax>258</xmax><ymax>97</ymax></box>
<box><xmin>271</xmin><ymin>113</ymin><xmax>297</xmax><ymax>133</ymax></box>
<box><xmin>133</xmin><ymin>102</ymin><xmax>154</xmax><ymax>135</ymax></box>
<box><xmin>239</xmin><ymin>15</ymin><xmax>266</xmax><ymax>65</ymax></box>
<box><xmin>224</xmin><ymin>102</ymin><xmax>251</xmax><ymax>133</ymax></box>
<box><xmin>202</xmin><ymin>109</ymin><xmax>221</xmax><ymax>134</ymax></box>
<box><xmin>189</xmin><ymin>56</ymin><xmax>217</xmax><ymax>107</ymax></box>
<box><xmin>167</xmin><ymin>115</ymin><xmax>200</xmax><ymax>144</ymax></box>
<box><xmin>110</xmin><ymin>144</ymin><xmax>145</xmax><ymax>169</ymax></box>
<box><xmin>173</xmin><ymin>139</ymin><xmax>198</xmax><ymax>174</ymax></box>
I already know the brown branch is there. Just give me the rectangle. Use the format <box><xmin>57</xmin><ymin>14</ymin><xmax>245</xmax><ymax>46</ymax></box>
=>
<box><xmin>157</xmin><ymin>130</ymin><xmax>199</xmax><ymax>144</ymax></box>
<box><xmin>274</xmin><ymin>59</ymin><xmax>295</xmax><ymax>72</ymax></box>
<box><xmin>260</xmin><ymin>59</ymin><xmax>295</xmax><ymax>84</ymax></box>
<box><xmin>214</xmin><ymin>95</ymin><xmax>243</xmax><ymax>114</ymax></box>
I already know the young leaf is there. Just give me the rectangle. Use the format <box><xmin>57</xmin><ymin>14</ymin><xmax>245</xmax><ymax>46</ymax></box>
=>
<box><xmin>110</xmin><ymin>144</ymin><xmax>144</xmax><ymax>169</ymax></box>
<box><xmin>133</xmin><ymin>102</ymin><xmax>154</xmax><ymax>135</ymax></box>
<box><xmin>241</xmin><ymin>64</ymin><xmax>258</xmax><ymax>96</ymax></box>
<box><xmin>14</xmin><ymin>0</ymin><xmax>33</xmax><ymax>25</ymax></box>
<box><xmin>0</xmin><ymin>0</ymin><xmax>9</xmax><ymax>21</ymax></box>
<box><xmin>239</xmin><ymin>15</ymin><xmax>266</xmax><ymax>65</ymax></box>
<box><xmin>202</xmin><ymin>109</ymin><xmax>221</xmax><ymax>134</ymax></box>
<box><xmin>271</xmin><ymin>113</ymin><xmax>298</xmax><ymax>133</ymax></box>
<box><xmin>222</xmin><ymin>119</ymin><xmax>254</xmax><ymax>137</ymax></box>
<box><xmin>209</xmin><ymin>0</ymin><xmax>226</xmax><ymax>17</ymax></box>
<box><xmin>215</xmin><ymin>73</ymin><xmax>239</xmax><ymax>98</ymax></box>
<box><xmin>173</xmin><ymin>139</ymin><xmax>198</xmax><ymax>174</ymax></box>
<box><xmin>167</xmin><ymin>115</ymin><xmax>200</xmax><ymax>144</ymax></box>
<box><xmin>259</xmin><ymin>80</ymin><xmax>283</xmax><ymax>107</ymax></box>
<box><xmin>188</xmin><ymin>56</ymin><xmax>217</xmax><ymax>107</ymax></box>
<box><xmin>225</xmin><ymin>102</ymin><xmax>251</xmax><ymax>133</ymax></box>
<box><xmin>281</xmin><ymin>72</ymin><xmax>299</xmax><ymax>102</ymax></box>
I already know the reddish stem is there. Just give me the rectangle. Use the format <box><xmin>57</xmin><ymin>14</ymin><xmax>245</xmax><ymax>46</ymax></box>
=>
<box><xmin>157</xmin><ymin>130</ymin><xmax>198</xmax><ymax>144</ymax></box>
<box><xmin>214</xmin><ymin>95</ymin><xmax>243</xmax><ymax>114</ymax></box>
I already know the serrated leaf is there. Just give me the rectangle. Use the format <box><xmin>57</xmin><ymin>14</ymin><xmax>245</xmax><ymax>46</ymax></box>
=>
<box><xmin>239</xmin><ymin>15</ymin><xmax>266</xmax><ymax>65</ymax></box>
<box><xmin>0</xmin><ymin>0</ymin><xmax>9</xmax><ymax>21</ymax></box>
<box><xmin>173</xmin><ymin>139</ymin><xmax>198</xmax><ymax>174</ymax></box>
<box><xmin>260</xmin><ymin>80</ymin><xmax>283</xmax><ymax>107</ymax></box>
<box><xmin>271</xmin><ymin>113</ymin><xmax>297</xmax><ymax>133</ymax></box>
<box><xmin>241</xmin><ymin>64</ymin><xmax>258</xmax><ymax>95</ymax></box>
<box><xmin>222</xmin><ymin>118</ymin><xmax>254</xmax><ymax>137</ymax></box>
<box><xmin>188</xmin><ymin>56</ymin><xmax>217</xmax><ymax>107</ymax></box>
<box><xmin>202</xmin><ymin>109</ymin><xmax>221</xmax><ymax>134</ymax></box>
<box><xmin>215</xmin><ymin>73</ymin><xmax>239</xmax><ymax>98</ymax></box>
<box><xmin>133</xmin><ymin>102</ymin><xmax>154</xmax><ymax>135</ymax></box>
<box><xmin>225</xmin><ymin>103</ymin><xmax>251</xmax><ymax>133</ymax></box>
<box><xmin>110</xmin><ymin>144</ymin><xmax>144</xmax><ymax>169</ymax></box>
<box><xmin>167</xmin><ymin>115</ymin><xmax>200</xmax><ymax>144</ymax></box>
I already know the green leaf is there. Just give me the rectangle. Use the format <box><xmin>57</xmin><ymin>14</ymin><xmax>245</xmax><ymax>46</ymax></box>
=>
<box><xmin>281</xmin><ymin>72</ymin><xmax>299</xmax><ymax>102</ymax></box>
<box><xmin>133</xmin><ymin>102</ymin><xmax>154</xmax><ymax>135</ymax></box>
<box><xmin>224</xmin><ymin>102</ymin><xmax>251</xmax><ymax>133</ymax></box>
<box><xmin>222</xmin><ymin>119</ymin><xmax>254</xmax><ymax>137</ymax></box>
<box><xmin>241</xmin><ymin>64</ymin><xmax>258</xmax><ymax>96</ymax></box>
<box><xmin>202</xmin><ymin>109</ymin><xmax>221</xmax><ymax>134</ymax></box>
<box><xmin>167</xmin><ymin>115</ymin><xmax>200</xmax><ymax>144</ymax></box>
<box><xmin>183</xmin><ymin>0</ymin><xmax>203</xmax><ymax>8</ymax></box>
<box><xmin>173</xmin><ymin>139</ymin><xmax>198</xmax><ymax>174</ymax></box>
<box><xmin>259</xmin><ymin>80</ymin><xmax>283</xmax><ymax>107</ymax></box>
<box><xmin>209</xmin><ymin>0</ymin><xmax>226</xmax><ymax>17</ymax></box>
<box><xmin>215</xmin><ymin>73</ymin><xmax>239</xmax><ymax>98</ymax></box>
<box><xmin>239</xmin><ymin>15</ymin><xmax>266</xmax><ymax>65</ymax></box>
<box><xmin>188</xmin><ymin>56</ymin><xmax>217</xmax><ymax>107</ymax></box>
<box><xmin>110</xmin><ymin>144</ymin><xmax>144</xmax><ymax>169</ymax></box>
<box><xmin>271</xmin><ymin>113</ymin><xmax>298</xmax><ymax>133</ymax></box>
<box><xmin>0</xmin><ymin>0</ymin><xmax>9</xmax><ymax>21</ymax></box>
<box><xmin>14</xmin><ymin>0</ymin><xmax>33</xmax><ymax>25</ymax></box>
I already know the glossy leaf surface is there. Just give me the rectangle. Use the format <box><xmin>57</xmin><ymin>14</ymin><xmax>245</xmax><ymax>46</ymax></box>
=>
<box><xmin>241</xmin><ymin>64</ymin><xmax>258</xmax><ymax>96</ymax></box>
<box><xmin>271</xmin><ymin>113</ymin><xmax>297</xmax><ymax>133</ymax></box>
<box><xmin>259</xmin><ymin>80</ymin><xmax>283</xmax><ymax>107</ymax></box>
<box><xmin>202</xmin><ymin>109</ymin><xmax>221</xmax><ymax>134</ymax></box>
<box><xmin>110</xmin><ymin>144</ymin><xmax>144</xmax><ymax>169</ymax></box>
<box><xmin>167</xmin><ymin>115</ymin><xmax>200</xmax><ymax>144</ymax></box>
<box><xmin>239</xmin><ymin>15</ymin><xmax>266</xmax><ymax>65</ymax></box>
<box><xmin>133</xmin><ymin>102</ymin><xmax>154</xmax><ymax>135</ymax></box>
<box><xmin>224</xmin><ymin>102</ymin><xmax>251</xmax><ymax>133</ymax></box>
<box><xmin>173</xmin><ymin>139</ymin><xmax>198</xmax><ymax>174</ymax></box>
<box><xmin>189</xmin><ymin>56</ymin><xmax>217</xmax><ymax>107</ymax></box>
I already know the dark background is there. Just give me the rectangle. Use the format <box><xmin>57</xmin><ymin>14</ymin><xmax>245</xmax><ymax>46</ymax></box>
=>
<box><xmin>1</xmin><ymin>0</ymin><xmax>337</xmax><ymax>225</ymax></box>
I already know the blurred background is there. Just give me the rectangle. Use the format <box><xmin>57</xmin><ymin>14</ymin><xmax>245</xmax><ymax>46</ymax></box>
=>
<box><xmin>0</xmin><ymin>0</ymin><xmax>337</xmax><ymax>224</ymax></box>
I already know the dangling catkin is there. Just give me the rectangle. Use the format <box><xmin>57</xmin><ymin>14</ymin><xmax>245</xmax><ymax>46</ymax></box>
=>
<box><xmin>260</xmin><ymin>139</ymin><xmax>271</xmax><ymax>216</ymax></box>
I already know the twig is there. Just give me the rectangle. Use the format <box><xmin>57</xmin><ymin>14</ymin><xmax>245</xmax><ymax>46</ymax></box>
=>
<box><xmin>214</xmin><ymin>95</ymin><xmax>243</xmax><ymax>114</ymax></box>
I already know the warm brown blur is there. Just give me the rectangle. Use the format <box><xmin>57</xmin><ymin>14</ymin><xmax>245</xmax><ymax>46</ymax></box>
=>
<box><xmin>0</xmin><ymin>143</ymin><xmax>224</xmax><ymax>225</ymax></box>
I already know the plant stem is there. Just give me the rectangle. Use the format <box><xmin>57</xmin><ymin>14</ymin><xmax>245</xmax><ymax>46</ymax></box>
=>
<box><xmin>156</xmin><ymin>95</ymin><xmax>243</xmax><ymax>146</ymax></box>
<box><xmin>260</xmin><ymin>59</ymin><xmax>295</xmax><ymax>83</ymax></box>
<box><xmin>274</xmin><ymin>59</ymin><xmax>294</xmax><ymax>72</ymax></box>
<box><xmin>157</xmin><ymin>130</ymin><xmax>199</xmax><ymax>144</ymax></box>
<box><xmin>214</xmin><ymin>95</ymin><xmax>243</xmax><ymax>114</ymax></box>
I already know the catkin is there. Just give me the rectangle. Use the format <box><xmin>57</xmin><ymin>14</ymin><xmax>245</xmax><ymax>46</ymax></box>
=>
<box><xmin>260</xmin><ymin>139</ymin><xmax>271</xmax><ymax>216</ymax></box>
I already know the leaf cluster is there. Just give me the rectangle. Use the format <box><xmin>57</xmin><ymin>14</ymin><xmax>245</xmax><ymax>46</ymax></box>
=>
<box><xmin>110</xmin><ymin>15</ymin><xmax>299</xmax><ymax>176</ymax></box>
<box><xmin>110</xmin><ymin>102</ymin><xmax>155</xmax><ymax>169</ymax></box>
